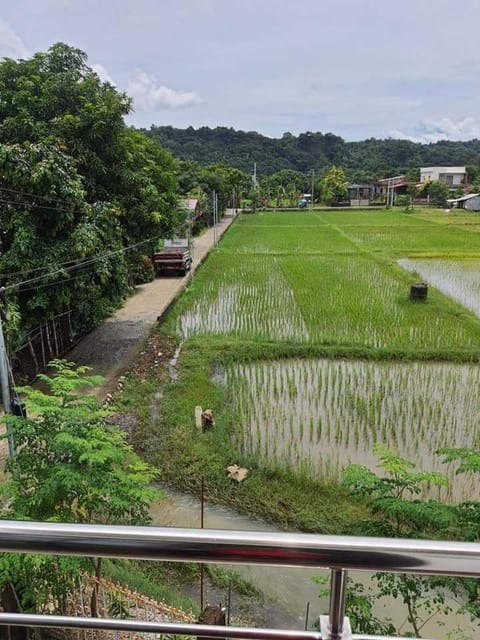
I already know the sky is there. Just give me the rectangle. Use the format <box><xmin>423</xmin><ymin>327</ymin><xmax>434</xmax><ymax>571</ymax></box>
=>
<box><xmin>0</xmin><ymin>0</ymin><xmax>479</xmax><ymax>142</ymax></box>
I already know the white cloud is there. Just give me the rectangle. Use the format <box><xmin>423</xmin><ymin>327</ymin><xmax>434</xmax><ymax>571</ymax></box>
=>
<box><xmin>127</xmin><ymin>68</ymin><xmax>202</xmax><ymax>111</ymax></box>
<box><xmin>0</xmin><ymin>18</ymin><xmax>29</xmax><ymax>59</ymax></box>
<box><xmin>91</xmin><ymin>63</ymin><xmax>116</xmax><ymax>86</ymax></box>
<box><xmin>390</xmin><ymin>117</ymin><xmax>480</xmax><ymax>143</ymax></box>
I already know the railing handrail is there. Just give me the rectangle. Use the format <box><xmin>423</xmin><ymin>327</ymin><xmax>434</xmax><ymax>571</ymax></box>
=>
<box><xmin>0</xmin><ymin>520</ymin><xmax>473</xmax><ymax>640</ymax></box>
<box><xmin>0</xmin><ymin>613</ymin><xmax>431</xmax><ymax>640</ymax></box>
<box><xmin>0</xmin><ymin>520</ymin><xmax>478</xmax><ymax>577</ymax></box>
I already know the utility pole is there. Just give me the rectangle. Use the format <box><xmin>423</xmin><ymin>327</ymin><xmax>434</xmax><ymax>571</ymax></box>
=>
<box><xmin>212</xmin><ymin>190</ymin><xmax>218</xmax><ymax>248</ymax></box>
<box><xmin>0</xmin><ymin>288</ymin><xmax>14</xmax><ymax>458</ymax></box>
<box><xmin>311</xmin><ymin>169</ymin><xmax>315</xmax><ymax>209</ymax></box>
<box><xmin>215</xmin><ymin>191</ymin><xmax>219</xmax><ymax>247</ymax></box>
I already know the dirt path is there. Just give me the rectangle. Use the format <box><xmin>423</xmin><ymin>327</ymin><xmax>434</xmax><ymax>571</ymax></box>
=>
<box><xmin>65</xmin><ymin>211</ymin><xmax>236</xmax><ymax>396</ymax></box>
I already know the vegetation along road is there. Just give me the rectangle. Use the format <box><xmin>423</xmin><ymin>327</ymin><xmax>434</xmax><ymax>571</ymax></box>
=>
<box><xmin>67</xmin><ymin>211</ymin><xmax>236</xmax><ymax>396</ymax></box>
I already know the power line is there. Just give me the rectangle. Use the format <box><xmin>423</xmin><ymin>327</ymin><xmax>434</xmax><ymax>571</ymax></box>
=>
<box><xmin>0</xmin><ymin>195</ymin><xmax>73</xmax><ymax>214</ymax></box>
<box><xmin>5</xmin><ymin>235</ymin><xmax>160</xmax><ymax>292</ymax></box>
<box><xmin>17</xmin><ymin>268</ymin><xmax>98</xmax><ymax>294</ymax></box>
<box><xmin>0</xmin><ymin>186</ymin><xmax>71</xmax><ymax>206</ymax></box>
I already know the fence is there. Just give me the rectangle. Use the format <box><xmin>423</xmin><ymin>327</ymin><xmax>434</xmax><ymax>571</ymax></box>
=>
<box><xmin>53</xmin><ymin>574</ymin><xmax>195</xmax><ymax>640</ymax></box>
<box><xmin>11</xmin><ymin>311</ymin><xmax>74</xmax><ymax>381</ymax></box>
<box><xmin>0</xmin><ymin>520</ymin><xmax>480</xmax><ymax>640</ymax></box>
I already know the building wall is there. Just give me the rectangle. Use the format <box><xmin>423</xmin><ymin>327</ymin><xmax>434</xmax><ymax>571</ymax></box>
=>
<box><xmin>464</xmin><ymin>197</ymin><xmax>480</xmax><ymax>211</ymax></box>
<box><xmin>420</xmin><ymin>167</ymin><xmax>466</xmax><ymax>184</ymax></box>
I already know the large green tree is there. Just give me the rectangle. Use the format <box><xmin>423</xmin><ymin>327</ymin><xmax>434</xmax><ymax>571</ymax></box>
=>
<box><xmin>0</xmin><ymin>42</ymin><xmax>180</xmax><ymax>343</ymax></box>
<box><xmin>320</xmin><ymin>166</ymin><xmax>349</xmax><ymax>205</ymax></box>
<box><xmin>0</xmin><ymin>142</ymin><xmax>127</xmax><ymax>337</ymax></box>
<box><xmin>0</xmin><ymin>43</ymin><xmax>178</xmax><ymax>244</ymax></box>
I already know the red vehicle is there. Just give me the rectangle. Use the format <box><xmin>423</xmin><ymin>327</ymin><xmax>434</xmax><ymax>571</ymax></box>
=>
<box><xmin>152</xmin><ymin>239</ymin><xmax>192</xmax><ymax>276</ymax></box>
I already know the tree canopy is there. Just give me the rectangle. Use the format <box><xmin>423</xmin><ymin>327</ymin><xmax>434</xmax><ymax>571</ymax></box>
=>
<box><xmin>146</xmin><ymin>125</ymin><xmax>480</xmax><ymax>178</ymax></box>
<box><xmin>0</xmin><ymin>43</ymin><xmax>179</xmax><ymax>343</ymax></box>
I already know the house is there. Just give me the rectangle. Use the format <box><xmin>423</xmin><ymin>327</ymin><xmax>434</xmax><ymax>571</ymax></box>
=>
<box><xmin>446</xmin><ymin>193</ymin><xmax>480</xmax><ymax>211</ymax></box>
<box><xmin>348</xmin><ymin>184</ymin><xmax>373</xmax><ymax>206</ymax></box>
<box><xmin>375</xmin><ymin>175</ymin><xmax>409</xmax><ymax>198</ymax></box>
<box><xmin>420</xmin><ymin>166</ymin><xmax>466</xmax><ymax>187</ymax></box>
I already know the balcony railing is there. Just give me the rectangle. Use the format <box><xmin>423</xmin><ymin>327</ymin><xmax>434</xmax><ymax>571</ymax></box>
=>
<box><xmin>0</xmin><ymin>521</ymin><xmax>479</xmax><ymax>640</ymax></box>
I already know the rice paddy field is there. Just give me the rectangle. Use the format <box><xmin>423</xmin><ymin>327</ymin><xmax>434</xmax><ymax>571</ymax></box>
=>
<box><xmin>162</xmin><ymin>207</ymin><xmax>480</xmax><ymax>503</ymax></box>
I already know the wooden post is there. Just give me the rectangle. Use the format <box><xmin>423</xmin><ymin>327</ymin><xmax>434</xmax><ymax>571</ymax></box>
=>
<box><xmin>200</xmin><ymin>476</ymin><xmax>205</xmax><ymax>611</ymax></box>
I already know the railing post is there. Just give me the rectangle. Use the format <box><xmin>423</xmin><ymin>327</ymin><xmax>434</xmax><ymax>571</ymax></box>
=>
<box><xmin>319</xmin><ymin>569</ymin><xmax>351</xmax><ymax>640</ymax></box>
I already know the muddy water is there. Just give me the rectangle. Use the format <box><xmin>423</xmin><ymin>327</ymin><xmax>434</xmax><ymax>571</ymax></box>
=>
<box><xmin>150</xmin><ymin>486</ymin><xmax>326</xmax><ymax>629</ymax></box>
<box><xmin>220</xmin><ymin>358</ymin><xmax>480</xmax><ymax>501</ymax></box>
<box><xmin>150</xmin><ymin>487</ymin><xmax>476</xmax><ymax>638</ymax></box>
<box><xmin>399</xmin><ymin>258</ymin><xmax>480</xmax><ymax>319</ymax></box>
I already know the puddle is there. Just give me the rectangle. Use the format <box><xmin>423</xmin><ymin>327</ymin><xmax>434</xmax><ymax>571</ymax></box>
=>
<box><xmin>169</xmin><ymin>341</ymin><xmax>184</xmax><ymax>381</ymax></box>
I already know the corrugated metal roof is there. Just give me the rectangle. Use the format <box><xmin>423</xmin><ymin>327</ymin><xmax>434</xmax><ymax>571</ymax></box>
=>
<box><xmin>446</xmin><ymin>193</ymin><xmax>480</xmax><ymax>203</ymax></box>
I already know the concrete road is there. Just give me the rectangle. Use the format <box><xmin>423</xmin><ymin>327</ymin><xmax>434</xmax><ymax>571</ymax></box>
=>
<box><xmin>66</xmin><ymin>211</ymin><xmax>236</xmax><ymax>391</ymax></box>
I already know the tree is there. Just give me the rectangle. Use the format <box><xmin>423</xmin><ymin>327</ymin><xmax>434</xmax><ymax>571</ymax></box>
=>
<box><xmin>0</xmin><ymin>42</ymin><xmax>179</xmax><ymax>344</ymax></box>
<box><xmin>343</xmin><ymin>445</ymin><xmax>453</xmax><ymax>537</ymax></box>
<box><xmin>320</xmin><ymin>166</ymin><xmax>348</xmax><ymax>206</ymax></box>
<box><xmin>0</xmin><ymin>142</ymin><xmax>128</xmax><ymax>336</ymax></box>
<box><xmin>341</xmin><ymin>446</ymin><xmax>459</xmax><ymax>637</ymax></box>
<box><xmin>1</xmin><ymin>360</ymin><xmax>159</xmax><ymax>616</ymax></box>
<box><xmin>424</xmin><ymin>180</ymin><xmax>450</xmax><ymax>207</ymax></box>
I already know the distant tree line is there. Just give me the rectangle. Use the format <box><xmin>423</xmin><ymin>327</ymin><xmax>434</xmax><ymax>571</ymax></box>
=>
<box><xmin>145</xmin><ymin>125</ymin><xmax>480</xmax><ymax>179</ymax></box>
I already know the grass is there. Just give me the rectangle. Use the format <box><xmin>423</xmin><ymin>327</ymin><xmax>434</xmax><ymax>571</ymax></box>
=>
<box><xmin>117</xmin><ymin>206</ymin><xmax>480</xmax><ymax>534</ymax></box>
<box><xmin>167</xmin><ymin>213</ymin><xmax>480</xmax><ymax>355</ymax></box>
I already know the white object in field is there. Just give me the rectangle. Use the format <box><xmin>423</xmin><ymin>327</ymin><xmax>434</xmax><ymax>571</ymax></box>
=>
<box><xmin>227</xmin><ymin>464</ymin><xmax>248</xmax><ymax>482</ymax></box>
<box><xmin>195</xmin><ymin>406</ymin><xmax>203</xmax><ymax>429</ymax></box>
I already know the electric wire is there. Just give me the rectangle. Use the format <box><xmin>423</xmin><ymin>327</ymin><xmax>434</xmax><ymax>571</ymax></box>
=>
<box><xmin>0</xmin><ymin>195</ymin><xmax>73</xmax><ymax>214</ymax></box>
<box><xmin>0</xmin><ymin>186</ymin><xmax>71</xmax><ymax>206</ymax></box>
<box><xmin>4</xmin><ymin>235</ymin><xmax>160</xmax><ymax>292</ymax></box>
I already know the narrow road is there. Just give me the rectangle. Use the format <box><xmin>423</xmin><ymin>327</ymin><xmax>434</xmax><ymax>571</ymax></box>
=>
<box><xmin>63</xmin><ymin>211</ymin><xmax>236</xmax><ymax>394</ymax></box>
<box><xmin>0</xmin><ymin>213</ymin><xmax>235</xmax><ymax>464</ymax></box>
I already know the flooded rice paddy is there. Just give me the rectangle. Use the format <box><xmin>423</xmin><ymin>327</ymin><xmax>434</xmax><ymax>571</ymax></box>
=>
<box><xmin>176</xmin><ymin>254</ymin><xmax>480</xmax><ymax>349</ymax></box>
<box><xmin>176</xmin><ymin>258</ymin><xmax>310</xmax><ymax>342</ymax></box>
<box><xmin>217</xmin><ymin>358</ymin><xmax>480</xmax><ymax>501</ymax></box>
<box><xmin>399</xmin><ymin>258</ymin><xmax>480</xmax><ymax>319</ymax></box>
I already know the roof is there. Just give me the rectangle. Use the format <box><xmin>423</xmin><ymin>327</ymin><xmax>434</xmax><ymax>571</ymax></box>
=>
<box><xmin>446</xmin><ymin>193</ymin><xmax>480</xmax><ymax>203</ymax></box>
<box><xmin>348</xmin><ymin>183</ymin><xmax>373</xmax><ymax>188</ymax></box>
<box><xmin>376</xmin><ymin>175</ymin><xmax>409</xmax><ymax>187</ymax></box>
<box><xmin>182</xmin><ymin>198</ymin><xmax>199</xmax><ymax>210</ymax></box>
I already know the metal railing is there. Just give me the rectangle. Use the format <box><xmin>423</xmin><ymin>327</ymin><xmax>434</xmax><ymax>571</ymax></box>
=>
<box><xmin>0</xmin><ymin>521</ymin><xmax>479</xmax><ymax>640</ymax></box>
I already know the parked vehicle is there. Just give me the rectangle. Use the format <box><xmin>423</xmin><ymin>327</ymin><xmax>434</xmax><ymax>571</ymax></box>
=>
<box><xmin>152</xmin><ymin>239</ymin><xmax>192</xmax><ymax>276</ymax></box>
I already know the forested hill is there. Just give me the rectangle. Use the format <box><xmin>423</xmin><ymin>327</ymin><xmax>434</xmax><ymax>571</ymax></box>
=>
<box><xmin>145</xmin><ymin>125</ymin><xmax>480</xmax><ymax>177</ymax></box>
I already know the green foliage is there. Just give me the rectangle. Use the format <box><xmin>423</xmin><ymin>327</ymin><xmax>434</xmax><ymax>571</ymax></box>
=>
<box><xmin>0</xmin><ymin>360</ymin><xmax>159</xmax><ymax>614</ymax></box>
<box><xmin>0</xmin><ymin>42</ymin><xmax>178</xmax><ymax>342</ymax></box>
<box><xmin>313</xmin><ymin>576</ymin><xmax>396</xmax><ymax>636</ymax></box>
<box><xmin>0</xmin><ymin>553</ymin><xmax>85</xmax><ymax>614</ymax></box>
<box><xmin>177</xmin><ymin>159</ymin><xmax>250</xmax><ymax>218</ymax></box>
<box><xmin>107</xmin><ymin>591</ymin><xmax>130</xmax><ymax>619</ymax></box>
<box><xmin>425</xmin><ymin>180</ymin><xmax>450</xmax><ymax>206</ymax></box>
<box><xmin>320</xmin><ymin>166</ymin><xmax>348</xmax><ymax>205</ymax></box>
<box><xmin>343</xmin><ymin>445</ymin><xmax>452</xmax><ymax>536</ymax></box>
<box><xmin>146</xmin><ymin>125</ymin><xmax>480</xmax><ymax>177</ymax></box>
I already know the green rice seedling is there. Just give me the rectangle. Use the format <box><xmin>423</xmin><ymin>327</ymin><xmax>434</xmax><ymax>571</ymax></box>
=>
<box><xmin>218</xmin><ymin>358</ymin><xmax>480</xmax><ymax>502</ymax></box>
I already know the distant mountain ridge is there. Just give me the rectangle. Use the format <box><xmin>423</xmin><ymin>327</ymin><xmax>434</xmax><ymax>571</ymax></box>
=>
<box><xmin>144</xmin><ymin>125</ymin><xmax>480</xmax><ymax>177</ymax></box>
